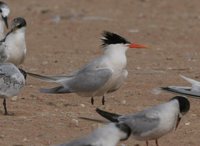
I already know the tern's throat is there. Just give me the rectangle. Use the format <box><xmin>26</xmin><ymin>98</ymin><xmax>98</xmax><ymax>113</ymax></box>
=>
<box><xmin>6</xmin><ymin>28</ymin><xmax>26</xmax><ymax>49</ymax></box>
<box><xmin>5</xmin><ymin>28</ymin><xmax>26</xmax><ymax>65</ymax></box>
<box><xmin>104</xmin><ymin>44</ymin><xmax>128</xmax><ymax>69</ymax></box>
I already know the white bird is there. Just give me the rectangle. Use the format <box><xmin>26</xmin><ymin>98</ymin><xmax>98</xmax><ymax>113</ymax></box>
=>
<box><xmin>0</xmin><ymin>17</ymin><xmax>27</xmax><ymax>66</ymax></box>
<box><xmin>0</xmin><ymin>63</ymin><xmax>26</xmax><ymax>115</ymax></box>
<box><xmin>96</xmin><ymin>96</ymin><xmax>190</xmax><ymax>146</ymax></box>
<box><xmin>27</xmin><ymin>31</ymin><xmax>147</xmax><ymax>105</ymax></box>
<box><xmin>54</xmin><ymin>123</ymin><xmax>131</xmax><ymax>146</ymax></box>
<box><xmin>0</xmin><ymin>1</ymin><xmax>10</xmax><ymax>39</ymax></box>
<box><xmin>162</xmin><ymin>75</ymin><xmax>200</xmax><ymax>97</ymax></box>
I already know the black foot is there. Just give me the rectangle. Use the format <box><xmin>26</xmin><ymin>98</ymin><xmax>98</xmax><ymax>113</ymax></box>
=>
<box><xmin>102</xmin><ymin>96</ymin><xmax>105</xmax><ymax>105</ymax></box>
<box><xmin>91</xmin><ymin>97</ymin><xmax>94</xmax><ymax>105</ymax></box>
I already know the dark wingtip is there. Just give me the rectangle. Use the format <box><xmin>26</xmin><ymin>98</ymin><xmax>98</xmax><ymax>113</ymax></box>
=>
<box><xmin>18</xmin><ymin>68</ymin><xmax>27</xmax><ymax>79</ymax></box>
<box><xmin>161</xmin><ymin>87</ymin><xmax>170</xmax><ymax>90</ymax></box>
<box><xmin>96</xmin><ymin>108</ymin><xmax>120</xmax><ymax>122</ymax></box>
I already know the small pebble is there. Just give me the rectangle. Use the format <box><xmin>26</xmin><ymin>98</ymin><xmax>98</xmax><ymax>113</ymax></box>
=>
<box><xmin>42</xmin><ymin>61</ymin><xmax>48</xmax><ymax>65</ymax></box>
<box><xmin>80</xmin><ymin>104</ymin><xmax>85</xmax><ymax>108</ymax></box>
<box><xmin>185</xmin><ymin>122</ymin><xmax>190</xmax><ymax>126</ymax></box>
<box><xmin>121</xmin><ymin>100</ymin><xmax>127</xmax><ymax>105</ymax></box>
<box><xmin>11</xmin><ymin>96</ymin><xmax>18</xmax><ymax>101</ymax></box>
<box><xmin>71</xmin><ymin>119</ymin><xmax>79</xmax><ymax>127</ymax></box>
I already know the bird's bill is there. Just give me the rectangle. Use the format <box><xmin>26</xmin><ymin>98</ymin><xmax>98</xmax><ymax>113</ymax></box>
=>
<box><xmin>128</xmin><ymin>43</ymin><xmax>148</xmax><ymax>49</ymax></box>
<box><xmin>2</xmin><ymin>16</ymin><xmax>8</xmax><ymax>29</ymax></box>
<box><xmin>175</xmin><ymin>115</ymin><xmax>182</xmax><ymax>130</ymax></box>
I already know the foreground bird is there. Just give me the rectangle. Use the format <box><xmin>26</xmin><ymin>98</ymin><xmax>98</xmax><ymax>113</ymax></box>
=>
<box><xmin>162</xmin><ymin>75</ymin><xmax>200</xmax><ymax>97</ymax></box>
<box><xmin>0</xmin><ymin>63</ymin><xmax>26</xmax><ymax>115</ymax></box>
<box><xmin>96</xmin><ymin>96</ymin><xmax>190</xmax><ymax>146</ymax></box>
<box><xmin>0</xmin><ymin>17</ymin><xmax>27</xmax><ymax>66</ymax></box>
<box><xmin>54</xmin><ymin>123</ymin><xmax>131</xmax><ymax>146</ymax></box>
<box><xmin>0</xmin><ymin>1</ymin><xmax>10</xmax><ymax>39</ymax></box>
<box><xmin>27</xmin><ymin>31</ymin><xmax>147</xmax><ymax>105</ymax></box>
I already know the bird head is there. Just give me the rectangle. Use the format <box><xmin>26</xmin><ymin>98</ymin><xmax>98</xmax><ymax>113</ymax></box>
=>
<box><xmin>0</xmin><ymin>1</ymin><xmax>10</xmax><ymax>29</ymax></box>
<box><xmin>10</xmin><ymin>17</ymin><xmax>26</xmax><ymax>32</ymax></box>
<box><xmin>170</xmin><ymin>96</ymin><xmax>190</xmax><ymax>130</ymax></box>
<box><xmin>101</xmin><ymin>31</ymin><xmax>148</xmax><ymax>51</ymax></box>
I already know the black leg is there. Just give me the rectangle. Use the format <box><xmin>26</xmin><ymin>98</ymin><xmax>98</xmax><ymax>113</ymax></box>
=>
<box><xmin>3</xmin><ymin>98</ymin><xmax>8</xmax><ymax>115</ymax></box>
<box><xmin>155</xmin><ymin>139</ymin><xmax>159</xmax><ymax>146</ymax></box>
<box><xmin>146</xmin><ymin>141</ymin><xmax>148</xmax><ymax>146</ymax></box>
<box><xmin>102</xmin><ymin>96</ymin><xmax>105</xmax><ymax>105</ymax></box>
<box><xmin>91</xmin><ymin>97</ymin><xmax>94</xmax><ymax>105</ymax></box>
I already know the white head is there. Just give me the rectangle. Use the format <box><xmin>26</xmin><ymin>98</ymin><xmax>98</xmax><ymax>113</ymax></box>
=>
<box><xmin>0</xmin><ymin>1</ymin><xmax>10</xmax><ymax>28</ymax></box>
<box><xmin>101</xmin><ymin>31</ymin><xmax>147</xmax><ymax>53</ymax></box>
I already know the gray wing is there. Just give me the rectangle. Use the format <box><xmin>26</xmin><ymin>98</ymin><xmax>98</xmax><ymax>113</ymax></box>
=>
<box><xmin>162</xmin><ymin>86</ymin><xmax>200</xmax><ymax>98</ymax></box>
<box><xmin>64</xmin><ymin>68</ymin><xmax>112</xmax><ymax>93</ymax></box>
<box><xmin>119</xmin><ymin>110</ymin><xmax>160</xmax><ymax>135</ymax></box>
<box><xmin>0</xmin><ymin>43</ymin><xmax>8</xmax><ymax>63</ymax></box>
<box><xmin>40</xmin><ymin>68</ymin><xmax>112</xmax><ymax>94</ymax></box>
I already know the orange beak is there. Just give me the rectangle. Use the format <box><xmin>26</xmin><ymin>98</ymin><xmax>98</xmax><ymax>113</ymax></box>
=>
<box><xmin>128</xmin><ymin>43</ymin><xmax>148</xmax><ymax>49</ymax></box>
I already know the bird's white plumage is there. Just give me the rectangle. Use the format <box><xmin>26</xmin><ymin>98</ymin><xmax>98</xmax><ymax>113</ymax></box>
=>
<box><xmin>0</xmin><ymin>3</ymin><xmax>10</xmax><ymax>39</ymax></box>
<box><xmin>116</xmin><ymin>100</ymin><xmax>180</xmax><ymax>141</ymax></box>
<box><xmin>28</xmin><ymin>41</ymin><xmax>130</xmax><ymax>99</ymax></box>
<box><xmin>55</xmin><ymin>123</ymin><xmax>128</xmax><ymax>146</ymax></box>
<box><xmin>0</xmin><ymin>26</ymin><xmax>26</xmax><ymax>66</ymax></box>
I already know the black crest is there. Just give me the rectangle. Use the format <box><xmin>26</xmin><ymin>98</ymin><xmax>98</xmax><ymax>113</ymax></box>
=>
<box><xmin>171</xmin><ymin>96</ymin><xmax>190</xmax><ymax>114</ymax></box>
<box><xmin>101</xmin><ymin>31</ymin><xmax>130</xmax><ymax>46</ymax></box>
<box><xmin>12</xmin><ymin>17</ymin><xmax>27</xmax><ymax>29</ymax></box>
<box><xmin>0</xmin><ymin>1</ymin><xmax>6</xmax><ymax>7</ymax></box>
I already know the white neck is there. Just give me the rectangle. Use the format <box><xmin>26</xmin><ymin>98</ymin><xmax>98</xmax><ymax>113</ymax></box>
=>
<box><xmin>5</xmin><ymin>27</ymin><xmax>26</xmax><ymax>65</ymax></box>
<box><xmin>103</xmin><ymin>44</ymin><xmax>128</xmax><ymax>69</ymax></box>
<box><xmin>6</xmin><ymin>27</ymin><xmax>26</xmax><ymax>45</ymax></box>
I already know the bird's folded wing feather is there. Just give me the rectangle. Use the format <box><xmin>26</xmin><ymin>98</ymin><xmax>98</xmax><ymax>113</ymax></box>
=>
<box><xmin>66</xmin><ymin>68</ymin><xmax>112</xmax><ymax>92</ymax></box>
<box><xmin>119</xmin><ymin>111</ymin><xmax>160</xmax><ymax>135</ymax></box>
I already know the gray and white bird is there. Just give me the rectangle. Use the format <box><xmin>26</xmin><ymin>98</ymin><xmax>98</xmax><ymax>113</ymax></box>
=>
<box><xmin>27</xmin><ymin>31</ymin><xmax>147</xmax><ymax>105</ymax></box>
<box><xmin>54</xmin><ymin>122</ymin><xmax>131</xmax><ymax>146</ymax></box>
<box><xmin>0</xmin><ymin>63</ymin><xmax>26</xmax><ymax>115</ymax></box>
<box><xmin>96</xmin><ymin>96</ymin><xmax>190</xmax><ymax>146</ymax></box>
<box><xmin>0</xmin><ymin>17</ymin><xmax>27</xmax><ymax>66</ymax></box>
<box><xmin>0</xmin><ymin>1</ymin><xmax>10</xmax><ymax>39</ymax></box>
<box><xmin>162</xmin><ymin>75</ymin><xmax>200</xmax><ymax>97</ymax></box>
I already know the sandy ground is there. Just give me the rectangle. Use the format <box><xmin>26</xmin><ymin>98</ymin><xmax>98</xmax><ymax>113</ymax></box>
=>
<box><xmin>0</xmin><ymin>0</ymin><xmax>200</xmax><ymax>146</ymax></box>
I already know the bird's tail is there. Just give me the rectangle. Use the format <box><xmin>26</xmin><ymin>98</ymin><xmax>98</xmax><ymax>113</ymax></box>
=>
<box><xmin>27</xmin><ymin>72</ymin><xmax>69</xmax><ymax>82</ymax></box>
<box><xmin>180</xmin><ymin>75</ymin><xmax>200</xmax><ymax>85</ymax></box>
<box><xmin>40</xmin><ymin>86</ymin><xmax>71</xmax><ymax>94</ymax></box>
<box><xmin>96</xmin><ymin>108</ymin><xmax>121</xmax><ymax>122</ymax></box>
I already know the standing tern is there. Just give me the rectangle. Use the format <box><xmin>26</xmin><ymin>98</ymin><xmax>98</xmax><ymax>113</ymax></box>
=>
<box><xmin>54</xmin><ymin>122</ymin><xmax>131</xmax><ymax>146</ymax></box>
<box><xmin>0</xmin><ymin>17</ymin><xmax>27</xmax><ymax>66</ymax></box>
<box><xmin>0</xmin><ymin>63</ymin><xmax>26</xmax><ymax>115</ymax></box>
<box><xmin>162</xmin><ymin>75</ymin><xmax>200</xmax><ymax>97</ymax></box>
<box><xmin>0</xmin><ymin>1</ymin><xmax>10</xmax><ymax>39</ymax></box>
<box><xmin>96</xmin><ymin>96</ymin><xmax>190</xmax><ymax>146</ymax></box>
<box><xmin>27</xmin><ymin>31</ymin><xmax>148</xmax><ymax>105</ymax></box>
